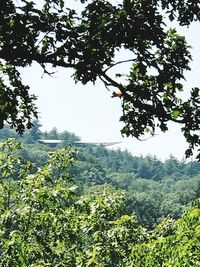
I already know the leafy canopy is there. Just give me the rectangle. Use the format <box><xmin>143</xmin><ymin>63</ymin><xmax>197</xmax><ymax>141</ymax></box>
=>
<box><xmin>0</xmin><ymin>138</ymin><xmax>200</xmax><ymax>266</ymax></box>
<box><xmin>0</xmin><ymin>0</ymin><xmax>200</xmax><ymax>158</ymax></box>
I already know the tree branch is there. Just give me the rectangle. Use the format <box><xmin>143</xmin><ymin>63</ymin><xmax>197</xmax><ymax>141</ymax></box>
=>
<box><xmin>104</xmin><ymin>59</ymin><xmax>136</xmax><ymax>73</ymax></box>
<box><xmin>0</xmin><ymin>50</ymin><xmax>76</xmax><ymax>69</ymax></box>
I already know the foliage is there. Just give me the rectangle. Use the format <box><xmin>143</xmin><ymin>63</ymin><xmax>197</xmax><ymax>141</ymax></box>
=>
<box><xmin>68</xmin><ymin>145</ymin><xmax>200</xmax><ymax>228</ymax></box>
<box><xmin>140</xmin><ymin>200</ymin><xmax>200</xmax><ymax>266</ymax></box>
<box><xmin>0</xmin><ymin>139</ymin><xmax>144</xmax><ymax>266</ymax></box>
<box><xmin>0</xmin><ymin>0</ymin><xmax>200</xmax><ymax>157</ymax></box>
<box><xmin>22</xmin><ymin>120</ymin><xmax>42</xmax><ymax>144</ymax></box>
<box><xmin>0</xmin><ymin>139</ymin><xmax>200</xmax><ymax>266</ymax></box>
<box><xmin>129</xmin><ymin>199</ymin><xmax>200</xmax><ymax>266</ymax></box>
<box><xmin>0</xmin><ymin>123</ymin><xmax>80</xmax><ymax>146</ymax></box>
<box><xmin>41</xmin><ymin>127</ymin><xmax>81</xmax><ymax>146</ymax></box>
<box><xmin>1</xmin><ymin>125</ymin><xmax>200</xmax><ymax>228</ymax></box>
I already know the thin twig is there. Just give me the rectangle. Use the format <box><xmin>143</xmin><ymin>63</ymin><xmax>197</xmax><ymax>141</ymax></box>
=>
<box><xmin>104</xmin><ymin>58</ymin><xmax>136</xmax><ymax>73</ymax></box>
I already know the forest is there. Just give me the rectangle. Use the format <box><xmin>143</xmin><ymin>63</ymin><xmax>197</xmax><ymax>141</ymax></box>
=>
<box><xmin>1</xmin><ymin>0</ymin><xmax>200</xmax><ymax>265</ymax></box>
<box><xmin>0</xmin><ymin>124</ymin><xmax>199</xmax><ymax>266</ymax></box>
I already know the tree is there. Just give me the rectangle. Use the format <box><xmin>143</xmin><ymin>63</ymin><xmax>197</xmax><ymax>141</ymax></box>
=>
<box><xmin>0</xmin><ymin>124</ymin><xmax>19</xmax><ymax>140</ymax></box>
<box><xmin>45</xmin><ymin>127</ymin><xmax>59</xmax><ymax>140</ymax></box>
<box><xmin>59</xmin><ymin>130</ymin><xmax>80</xmax><ymax>146</ymax></box>
<box><xmin>0</xmin><ymin>0</ymin><xmax>200</xmax><ymax>158</ymax></box>
<box><xmin>1</xmin><ymin>139</ymin><xmax>200</xmax><ymax>266</ymax></box>
<box><xmin>129</xmin><ymin>191</ymin><xmax>163</xmax><ymax>228</ymax></box>
<box><xmin>0</xmin><ymin>138</ymin><xmax>145</xmax><ymax>266</ymax></box>
<box><xmin>22</xmin><ymin>119</ymin><xmax>42</xmax><ymax>143</ymax></box>
<box><xmin>143</xmin><ymin>199</ymin><xmax>200</xmax><ymax>266</ymax></box>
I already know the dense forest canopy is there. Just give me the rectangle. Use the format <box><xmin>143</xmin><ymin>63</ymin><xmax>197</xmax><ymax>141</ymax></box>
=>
<box><xmin>0</xmin><ymin>0</ymin><xmax>200</xmax><ymax>158</ymax></box>
<box><xmin>0</xmin><ymin>137</ymin><xmax>199</xmax><ymax>266</ymax></box>
<box><xmin>1</xmin><ymin>124</ymin><xmax>200</xmax><ymax>229</ymax></box>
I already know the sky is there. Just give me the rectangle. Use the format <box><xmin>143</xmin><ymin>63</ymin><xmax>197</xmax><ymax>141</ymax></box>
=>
<box><xmin>21</xmin><ymin>3</ymin><xmax>200</xmax><ymax>161</ymax></box>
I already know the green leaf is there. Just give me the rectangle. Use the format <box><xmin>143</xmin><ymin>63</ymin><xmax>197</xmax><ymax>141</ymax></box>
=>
<box><xmin>172</xmin><ymin>109</ymin><xmax>181</xmax><ymax>119</ymax></box>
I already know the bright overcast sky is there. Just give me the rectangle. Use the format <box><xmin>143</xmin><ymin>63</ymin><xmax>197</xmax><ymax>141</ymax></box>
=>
<box><xmin>21</xmin><ymin>3</ymin><xmax>200</xmax><ymax>161</ymax></box>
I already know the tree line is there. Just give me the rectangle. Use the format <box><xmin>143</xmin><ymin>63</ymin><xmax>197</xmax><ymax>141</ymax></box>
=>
<box><xmin>1</xmin><ymin>124</ymin><xmax>200</xmax><ymax>229</ymax></box>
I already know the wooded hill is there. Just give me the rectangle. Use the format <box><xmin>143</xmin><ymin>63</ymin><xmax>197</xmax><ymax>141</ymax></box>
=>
<box><xmin>0</xmin><ymin>124</ymin><xmax>200</xmax><ymax>229</ymax></box>
<box><xmin>0</xmin><ymin>137</ymin><xmax>199</xmax><ymax>266</ymax></box>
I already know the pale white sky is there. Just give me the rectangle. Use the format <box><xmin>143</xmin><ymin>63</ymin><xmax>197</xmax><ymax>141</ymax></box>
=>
<box><xmin>21</xmin><ymin>4</ymin><xmax>200</xmax><ymax>161</ymax></box>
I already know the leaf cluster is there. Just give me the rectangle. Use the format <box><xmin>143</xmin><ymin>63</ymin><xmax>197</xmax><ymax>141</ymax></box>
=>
<box><xmin>0</xmin><ymin>0</ymin><xmax>200</xmax><ymax>158</ymax></box>
<box><xmin>0</xmin><ymin>139</ymin><xmax>200</xmax><ymax>266</ymax></box>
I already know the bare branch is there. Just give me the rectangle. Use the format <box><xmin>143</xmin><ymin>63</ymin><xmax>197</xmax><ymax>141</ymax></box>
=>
<box><xmin>104</xmin><ymin>59</ymin><xmax>136</xmax><ymax>73</ymax></box>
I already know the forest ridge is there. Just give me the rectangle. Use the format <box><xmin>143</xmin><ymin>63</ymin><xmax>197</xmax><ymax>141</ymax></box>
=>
<box><xmin>0</xmin><ymin>124</ymin><xmax>200</xmax><ymax>229</ymax></box>
<box><xmin>0</xmin><ymin>134</ymin><xmax>199</xmax><ymax>266</ymax></box>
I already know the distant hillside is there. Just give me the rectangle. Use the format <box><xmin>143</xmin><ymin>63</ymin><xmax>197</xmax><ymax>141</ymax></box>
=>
<box><xmin>1</xmin><ymin>124</ymin><xmax>200</xmax><ymax>228</ymax></box>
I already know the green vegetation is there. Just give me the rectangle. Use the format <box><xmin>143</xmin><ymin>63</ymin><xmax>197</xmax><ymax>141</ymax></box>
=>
<box><xmin>0</xmin><ymin>0</ymin><xmax>200</xmax><ymax>158</ymax></box>
<box><xmin>1</xmin><ymin>0</ymin><xmax>200</xmax><ymax>264</ymax></box>
<box><xmin>0</xmin><ymin>138</ymin><xmax>199</xmax><ymax>266</ymax></box>
<box><xmin>1</xmin><ymin>124</ymin><xmax>200</xmax><ymax>231</ymax></box>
